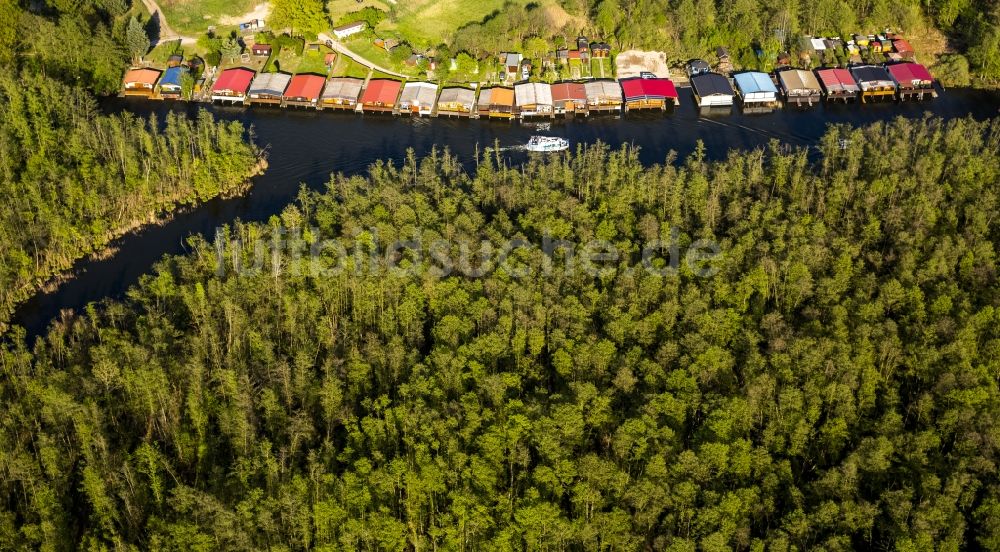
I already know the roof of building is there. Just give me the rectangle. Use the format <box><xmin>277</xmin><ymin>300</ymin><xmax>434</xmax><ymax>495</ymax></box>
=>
<box><xmin>399</xmin><ymin>81</ymin><xmax>439</xmax><ymax>105</ymax></box>
<box><xmin>850</xmin><ymin>65</ymin><xmax>894</xmax><ymax>86</ymax></box>
<box><xmin>360</xmin><ymin>79</ymin><xmax>402</xmax><ymax>104</ymax></box>
<box><xmin>249</xmin><ymin>72</ymin><xmax>291</xmax><ymax>96</ymax></box>
<box><xmin>504</xmin><ymin>52</ymin><xmax>522</xmax><ymax>67</ymax></box>
<box><xmin>887</xmin><ymin>62</ymin><xmax>932</xmax><ymax>85</ymax></box>
<box><xmin>253</xmin><ymin>43</ymin><xmax>272</xmax><ymax>51</ymax></box>
<box><xmin>815</xmin><ymin>68</ymin><xmax>860</xmax><ymax>93</ymax></box>
<box><xmin>437</xmin><ymin>87</ymin><xmax>476</xmax><ymax>105</ymax></box>
<box><xmin>333</xmin><ymin>21</ymin><xmax>365</xmax><ymax>31</ymax></box>
<box><xmin>568</xmin><ymin>50</ymin><xmax>581</xmax><ymax>59</ymax></box>
<box><xmin>124</xmin><ymin>68</ymin><xmax>161</xmax><ymax>85</ymax></box>
<box><xmin>514</xmin><ymin>82</ymin><xmax>553</xmax><ymax>106</ymax></box>
<box><xmin>620</xmin><ymin>77</ymin><xmax>678</xmax><ymax>99</ymax></box>
<box><xmin>734</xmin><ymin>72</ymin><xmax>778</xmax><ymax>94</ymax></box>
<box><xmin>284</xmin><ymin>73</ymin><xmax>325</xmax><ymax>99</ymax></box>
<box><xmin>691</xmin><ymin>72</ymin><xmax>735</xmax><ymax>96</ymax></box>
<box><xmin>320</xmin><ymin>77</ymin><xmax>363</xmax><ymax>100</ymax></box>
<box><xmin>550</xmin><ymin>82</ymin><xmax>587</xmax><ymax>102</ymax></box>
<box><xmin>212</xmin><ymin>67</ymin><xmax>255</xmax><ymax>93</ymax></box>
<box><xmin>893</xmin><ymin>39</ymin><xmax>914</xmax><ymax>53</ymax></box>
<box><xmin>159</xmin><ymin>66</ymin><xmax>187</xmax><ymax>87</ymax></box>
<box><xmin>584</xmin><ymin>79</ymin><xmax>622</xmax><ymax>100</ymax></box>
<box><xmin>777</xmin><ymin>69</ymin><xmax>821</xmax><ymax>92</ymax></box>
<box><xmin>481</xmin><ymin>86</ymin><xmax>515</xmax><ymax>107</ymax></box>
<box><xmin>810</xmin><ymin>38</ymin><xmax>827</xmax><ymax>50</ymax></box>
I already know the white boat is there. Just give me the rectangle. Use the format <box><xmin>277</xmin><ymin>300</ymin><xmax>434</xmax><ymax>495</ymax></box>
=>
<box><xmin>525</xmin><ymin>135</ymin><xmax>569</xmax><ymax>152</ymax></box>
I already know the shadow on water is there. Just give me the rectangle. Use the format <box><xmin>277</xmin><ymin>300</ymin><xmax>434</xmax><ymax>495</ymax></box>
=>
<box><xmin>11</xmin><ymin>87</ymin><xmax>1000</xmax><ymax>342</ymax></box>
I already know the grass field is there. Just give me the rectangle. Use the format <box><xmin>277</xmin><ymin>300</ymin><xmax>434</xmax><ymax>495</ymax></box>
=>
<box><xmin>330</xmin><ymin>56</ymin><xmax>371</xmax><ymax>78</ymax></box>
<box><xmin>346</xmin><ymin>38</ymin><xmax>422</xmax><ymax>76</ymax></box>
<box><xmin>159</xmin><ymin>0</ymin><xmax>258</xmax><ymax>36</ymax></box>
<box><xmin>265</xmin><ymin>45</ymin><xmax>334</xmax><ymax>74</ymax></box>
<box><xmin>382</xmin><ymin>0</ymin><xmax>548</xmax><ymax>48</ymax></box>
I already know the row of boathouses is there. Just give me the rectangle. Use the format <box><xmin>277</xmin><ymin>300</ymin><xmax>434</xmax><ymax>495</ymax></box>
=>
<box><xmin>124</xmin><ymin>61</ymin><xmax>935</xmax><ymax>117</ymax></box>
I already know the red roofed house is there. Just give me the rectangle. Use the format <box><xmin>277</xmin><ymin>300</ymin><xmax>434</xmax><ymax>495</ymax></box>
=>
<box><xmin>550</xmin><ymin>82</ymin><xmax>587</xmax><ymax>115</ymax></box>
<box><xmin>892</xmin><ymin>39</ymin><xmax>915</xmax><ymax>60</ymax></box>
<box><xmin>283</xmin><ymin>73</ymin><xmax>326</xmax><ymax>107</ymax></box>
<box><xmin>359</xmin><ymin>79</ymin><xmax>402</xmax><ymax>113</ymax></box>
<box><xmin>815</xmin><ymin>68</ymin><xmax>860</xmax><ymax>103</ymax></box>
<box><xmin>886</xmin><ymin>62</ymin><xmax>934</xmax><ymax>100</ymax></box>
<box><xmin>212</xmin><ymin>67</ymin><xmax>255</xmax><ymax>103</ymax></box>
<box><xmin>123</xmin><ymin>68</ymin><xmax>161</xmax><ymax>96</ymax></box>
<box><xmin>620</xmin><ymin>77</ymin><xmax>679</xmax><ymax>112</ymax></box>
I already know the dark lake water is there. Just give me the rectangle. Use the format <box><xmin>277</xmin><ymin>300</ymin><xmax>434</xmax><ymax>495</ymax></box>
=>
<box><xmin>11</xmin><ymin>87</ymin><xmax>1000</xmax><ymax>341</ymax></box>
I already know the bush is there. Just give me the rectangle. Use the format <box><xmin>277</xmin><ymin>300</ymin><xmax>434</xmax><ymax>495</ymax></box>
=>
<box><xmin>932</xmin><ymin>53</ymin><xmax>971</xmax><ymax>87</ymax></box>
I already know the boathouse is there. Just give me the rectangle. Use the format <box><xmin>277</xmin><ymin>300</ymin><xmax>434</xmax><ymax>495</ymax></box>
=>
<box><xmin>514</xmin><ymin>82</ymin><xmax>554</xmax><ymax>118</ymax></box>
<box><xmin>398</xmin><ymin>82</ymin><xmax>439</xmax><ymax>115</ymax></box>
<box><xmin>283</xmin><ymin>73</ymin><xmax>325</xmax><ymax>107</ymax></box>
<box><xmin>886</xmin><ymin>62</ymin><xmax>934</xmax><ymax>100</ymax></box>
<box><xmin>360</xmin><ymin>79</ymin><xmax>402</xmax><ymax>113</ymax></box>
<box><xmin>690</xmin><ymin>72</ymin><xmax>735</xmax><ymax>106</ymax></box>
<box><xmin>620</xmin><ymin>77</ymin><xmax>679</xmax><ymax>112</ymax></box>
<box><xmin>211</xmin><ymin>67</ymin><xmax>255</xmax><ymax>103</ymax></box>
<box><xmin>850</xmin><ymin>65</ymin><xmax>896</xmax><ymax>102</ymax></box>
<box><xmin>319</xmin><ymin>77</ymin><xmax>363</xmax><ymax>110</ymax></box>
<box><xmin>550</xmin><ymin>82</ymin><xmax>587</xmax><ymax>115</ymax></box>
<box><xmin>436</xmin><ymin>87</ymin><xmax>476</xmax><ymax>117</ymax></box>
<box><xmin>123</xmin><ymin>68</ymin><xmax>161</xmax><ymax>96</ymax></box>
<box><xmin>247</xmin><ymin>72</ymin><xmax>291</xmax><ymax>105</ymax></box>
<box><xmin>584</xmin><ymin>79</ymin><xmax>623</xmax><ymax>113</ymax></box>
<box><xmin>158</xmin><ymin>66</ymin><xmax>187</xmax><ymax>98</ymax></box>
<box><xmin>777</xmin><ymin>69</ymin><xmax>822</xmax><ymax>106</ymax></box>
<box><xmin>734</xmin><ymin>72</ymin><xmax>779</xmax><ymax>106</ymax></box>
<box><xmin>815</xmin><ymin>68</ymin><xmax>859</xmax><ymax>102</ymax></box>
<box><xmin>477</xmin><ymin>87</ymin><xmax>516</xmax><ymax>119</ymax></box>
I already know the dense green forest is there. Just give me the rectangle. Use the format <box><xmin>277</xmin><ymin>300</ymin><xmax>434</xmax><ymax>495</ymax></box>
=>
<box><xmin>0</xmin><ymin>0</ymin><xmax>263</xmax><ymax>327</ymax></box>
<box><xmin>2</xmin><ymin>116</ymin><xmax>998</xmax><ymax>549</ymax></box>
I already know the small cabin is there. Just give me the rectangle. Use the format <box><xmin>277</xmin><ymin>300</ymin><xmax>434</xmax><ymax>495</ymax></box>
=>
<box><xmin>319</xmin><ymin>77</ymin><xmax>363</xmax><ymax>109</ymax></box>
<box><xmin>477</xmin><ymin>87</ymin><xmax>516</xmax><ymax>119</ymax></box>
<box><xmin>359</xmin><ymin>79</ymin><xmax>403</xmax><ymax>113</ymax></box>
<box><xmin>252</xmin><ymin>43</ymin><xmax>272</xmax><ymax>57</ymax></box>
<box><xmin>583</xmin><ymin>79</ymin><xmax>623</xmax><ymax>112</ymax></box>
<box><xmin>620</xmin><ymin>77</ymin><xmax>679</xmax><ymax>112</ymax></box>
<box><xmin>167</xmin><ymin>54</ymin><xmax>183</xmax><ymax>67</ymax></box>
<box><xmin>247</xmin><ymin>71</ymin><xmax>291</xmax><ymax>105</ymax></box>
<box><xmin>514</xmin><ymin>82</ymin><xmax>554</xmax><ymax>118</ymax></box>
<box><xmin>398</xmin><ymin>81</ymin><xmax>438</xmax><ymax>116</ymax></box>
<box><xmin>122</xmin><ymin>68</ymin><xmax>161</xmax><ymax>96</ymax></box>
<box><xmin>332</xmin><ymin>21</ymin><xmax>366</xmax><ymax>40</ymax></box>
<box><xmin>777</xmin><ymin>69</ymin><xmax>822</xmax><ymax>106</ymax></box>
<box><xmin>733</xmin><ymin>71</ymin><xmax>778</xmax><ymax>106</ymax></box>
<box><xmin>690</xmin><ymin>72</ymin><xmax>735</xmax><ymax>107</ymax></box>
<box><xmin>211</xmin><ymin>67</ymin><xmax>255</xmax><ymax>103</ymax></box>
<box><xmin>687</xmin><ymin>59</ymin><xmax>711</xmax><ymax>77</ymax></box>
<box><xmin>815</xmin><ymin>68</ymin><xmax>860</xmax><ymax>102</ymax></box>
<box><xmin>282</xmin><ymin>73</ymin><xmax>325</xmax><ymax>107</ymax></box>
<box><xmin>550</xmin><ymin>82</ymin><xmax>587</xmax><ymax>115</ymax></box>
<box><xmin>850</xmin><ymin>65</ymin><xmax>896</xmax><ymax>102</ymax></box>
<box><xmin>436</xmin><ymin>87</ymin><xmax>476</xmax><ymax>117</ymax></box>
<box><xmin>591</xmin><ymin>43</ymin><xmax>611</xmax><ymax>58</ymax></box>
<box><xmin>892</xmin><ymin>39</ymin><xmax>915</xmax><ymax>60</ymax></box>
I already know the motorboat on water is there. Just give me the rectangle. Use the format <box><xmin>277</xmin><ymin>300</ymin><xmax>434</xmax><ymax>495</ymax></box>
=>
<box><xmin>525</xmin><ymin>135</ymin><xmax>569</xmax><ymax>152</ymax></box>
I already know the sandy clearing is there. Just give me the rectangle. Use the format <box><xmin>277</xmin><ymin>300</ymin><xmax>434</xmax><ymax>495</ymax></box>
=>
<box><xmin>615</xmin><ymin>50</ymin><xmax>669</xmax><ymax>79</ymax></box>
<box><xmin>219</xmin><ymin>2</ymin><xmax>271</xmax><ymax>25</ymax></box>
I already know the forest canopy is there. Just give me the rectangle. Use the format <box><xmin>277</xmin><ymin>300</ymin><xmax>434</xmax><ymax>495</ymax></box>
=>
<box><xmin>2</xmin><ymin>116</ymin><xmax>999</xmax><ymax>550</ymax></box>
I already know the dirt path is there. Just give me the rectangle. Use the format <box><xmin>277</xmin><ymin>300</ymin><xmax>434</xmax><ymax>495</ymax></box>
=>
<box><xmin>219</xmin><ymin>3</ymin><xmax>271</xmax><ymax>25</ymax></box>
<box><xmin>140</xmin><ymin>0</ymin><xmax>197</xmax><ymax>44</ymax></box>
<box><xmin>318</xmin><ymin>33</ymin><xmax>410</xmax><ymax>79</ymax></box>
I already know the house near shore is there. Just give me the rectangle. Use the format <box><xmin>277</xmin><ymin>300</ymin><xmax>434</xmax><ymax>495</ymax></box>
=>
<box><xmin>734</xmin><ymin>72</ymin><xmax>779</xmax><ymax>106</ymax></box>
<box><xmin>398</xmin><ymin>81</ymin><xmax>439</xmax><ymax>115</ymax></box>
<box><xmin>815</xmin><ymin>68</ymin><xmax>860</xmax><ymax>102</ymax></box>
<box><xmin>333</xmin><ymin>21</ymin><xmax>366</xmax><ymax>40</ymax></box>
<box><xmin>247</xmin><ymin>71</ymin><xmax>291</xmax><ymax>105</ymax></box>
<box><xmin>550</xmin><ymin>82</ymin><xmax>587</xmax><ymax>115</ymax></box>
<box><xmin>620</xmin><ymin>77</ymin><xmax>679</xmax><ymax>112</ymax></box>
<box><xmin>477</xmin><ymin>86</ymin><xmax>516</xmax><ymax>119</ymax></box>
<box><xmin>283</xmin><ymin>73</ymin><xmax>325</xmax><ymax>107</ymax></box>
<box><xmin>514</xmin><ymin>82</ymin><xmax>554</xmax><ymax>117</ymax></box>
<box><xmin>501</xmin><ymin>52</ymin><xmax>523</xmax><ymax>80</ymax></box>
<box><xmin>319</xmin><ymin>77</ymin><xmax>363</xmax><ymax>109</ymax></box>
<box><xmin>123</xmin><ymin>68</ymin><xmax>161</xmax><ymax>96</ymax></box>
<box><xmin>252</xmin><ymin>44</ymin><xmax>272</xmax><ymax>57</ymax></box>
<box><xmin>777</xmin><ymin>69</ymin><xmax>822</xmax><ymax>106</ymax></box>
<box><xmin>584</xmin><ymin>79</ymin><xmax>623</xmax><ymax>112</ymax></box>
<box><xmin>886</xmin><ymin>62</ymin><xmax>934</xmax><ymax>100</ymax></box>
<box><xmin>686</xmin><ymin>59</ymin><xmax>711</xmax><ymax>77</ymax></box>
<box><xmin>690</xmin><ymin>72</ymin><xmax>735</xmax><ymax>107</ymax></box>
<box><xmin>211</xmin><ymin>67</ymin><xmax>255</xmax><ymax>103</ymax></box>
<box><xmin>158</xmin><ymin>66</ymin><xmax>187</xmax><ymax>98</ymax></box>
<box><xmin>436</xmin><ymin>87</ymin><xmax>476</xmax><ymax>117</ymax></box>
<box><xmin>850</xmin><ymin>65</ymin><xmax>896</xmax><ymax>102</ymax></box>
<box><xmin>359</xmin><ymin>79</ymin><xmax>402</xmax><ymax>113</ymax></box>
